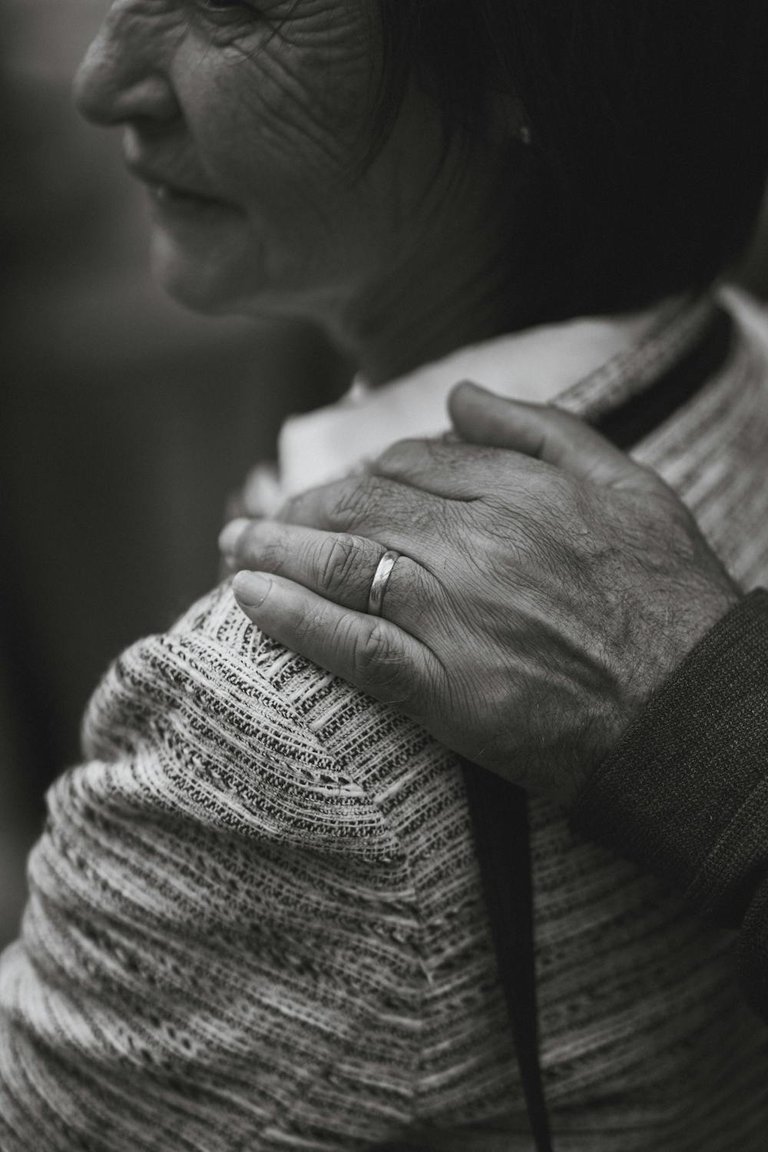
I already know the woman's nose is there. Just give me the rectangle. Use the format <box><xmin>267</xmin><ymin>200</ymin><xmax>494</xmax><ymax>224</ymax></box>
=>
<box><xmin>73</xmin><ymin>4</ymin><xmax>180</xmax><ymax>127</ymax></box>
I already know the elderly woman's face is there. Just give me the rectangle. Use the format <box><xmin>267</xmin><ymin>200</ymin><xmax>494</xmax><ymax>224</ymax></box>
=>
<box><xmin>74</xmin><ymin>0</ymin><xmax>448</xmax><ymax>320</ymax></box>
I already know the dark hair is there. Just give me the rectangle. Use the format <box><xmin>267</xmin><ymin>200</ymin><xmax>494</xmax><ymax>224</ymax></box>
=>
<box><xmin>375</xmin><ymin>1</ymin><xmax>768</xmax><ymax>317</ymax></box>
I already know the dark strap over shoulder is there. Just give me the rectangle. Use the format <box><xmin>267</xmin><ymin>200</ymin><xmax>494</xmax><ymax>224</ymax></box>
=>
<box><xmin>462</xmin><ymin>767</ymin><xmax>554</xmax><ymax>1152</ymax></box>
<box><xmin>460</xmin><ymin>304</ymin><xmax>734</xmax><ymax>1152</ymax></box>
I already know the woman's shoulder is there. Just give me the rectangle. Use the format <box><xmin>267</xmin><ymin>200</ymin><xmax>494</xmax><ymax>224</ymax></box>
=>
<box><xmin>79</xmin><ymin>578</ymin><xmax>464</xmax><ymax>857</ymax></box>
<box><xmin>172</xmin><ymin>576</ymin><xmax>462</xmax><ymax>778</ymax></box>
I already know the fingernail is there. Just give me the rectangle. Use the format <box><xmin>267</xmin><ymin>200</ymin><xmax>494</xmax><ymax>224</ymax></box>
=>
<box><xmin>219</xmin><ymin>517</ymin><xmax>251</xmax><ymax>557</ymax></box>
<box><xmin>232</xmin><ymin>570</ymin><xmax>271</xmax><ymax>608</ymax></box>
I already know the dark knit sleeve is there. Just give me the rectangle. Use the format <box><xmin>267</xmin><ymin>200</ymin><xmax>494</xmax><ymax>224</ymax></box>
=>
<box><xmin>570</xmin><ymin>587</ymin><xmax>768</xmax><ymax>1020</ymax></box>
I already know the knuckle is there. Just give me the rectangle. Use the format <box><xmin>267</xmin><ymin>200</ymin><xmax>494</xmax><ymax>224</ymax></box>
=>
<box><xmin>352</xmin><ymin>620</ymin><xmax>390</xmax><ymax>678</ymax></box>
<box><xmin>350</xmin><ymin>621</ymin><xmax>410</xmax><ymax>703</ymax></box>
<box><xmin>325</xmin><ymin>481</ymin><xmax>379</xmax><ymax>533</ymax></box>
<box><xmin>376</xmin><ymin>439</ymin><xmax>418</xmax><ymax>471</ymax></box>
<box><xmin>317</xmin><ymin>534</ymin><xmax>363</xmax><ymax>599</ymax></box>
<box><xmin>245</xmin><ymin>523</ymin><xmax>287</xmax><ymax>572</ymax></box>
<box><xmin>291</xmin><ymin>607</ymin><xmax>325</xmax><ymax>650</ymax></box>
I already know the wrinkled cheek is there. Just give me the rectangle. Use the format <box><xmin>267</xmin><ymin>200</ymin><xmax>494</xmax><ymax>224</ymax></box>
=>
<box><xmin>196</xmin><ymin>48</ymin><xmax>372</xmax><ymax>207</ymax></box>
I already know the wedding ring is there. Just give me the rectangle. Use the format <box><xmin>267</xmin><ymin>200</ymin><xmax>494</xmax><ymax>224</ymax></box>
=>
<box><xmin>366</xmin><ymin>550</ymin><xmax>400</xmax><ymax>617</ymax></box>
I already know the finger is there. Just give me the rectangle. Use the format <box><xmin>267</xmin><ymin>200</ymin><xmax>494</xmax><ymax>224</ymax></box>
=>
<box><xmin>231</xmin><ymin>571</ymin><xmax>439</xmax><ymax>712</ymax></box>
<box><xmin>219</xmin><ymin>516</ymin><xmax>253</xmax><ymax>569</ymax></box>
<box><xmin>448</xmin><ymin>381</ymin><xmax>653</xmax><ymax>489</ymax></box>
<box><xmin>221</xmin><ymin>518</ymin><xmax>435</xmax><ymax>628</ymax></box>
<box><xmin>221</xmin><ymin>518</ymin><xmax>384</xmax><ymax>606</ymax></box>
<box><xmin>277</xmin><ymin>474</ymin><xmax>451</xmax><ymax>547</ymax></box>
<box><xmin>370</xmin><ymin>437</ymin><xmax>537</xmax><ymax>501</ymax></box>
<box><xmin>239</xmin><ymin>463</ymin><xmax>284</xmax><ymax>518</ymax></box>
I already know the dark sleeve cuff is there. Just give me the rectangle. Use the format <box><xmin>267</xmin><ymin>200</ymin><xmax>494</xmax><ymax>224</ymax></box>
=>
<box><xmin>570</xmin><ymin>588</ymin><xmax>768</xmax><ymax>930</ymax></box>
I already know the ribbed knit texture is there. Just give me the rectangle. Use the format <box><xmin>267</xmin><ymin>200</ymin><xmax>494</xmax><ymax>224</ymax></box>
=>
<box><xmin>572</xmin><ymin>590</ymin><xmax>768</xmax><ymax>999</ymax></box>
<box><xmin>3</xmin><ymin>289</ymin><xmax>768</xmax><ymax>1150</ymax></box>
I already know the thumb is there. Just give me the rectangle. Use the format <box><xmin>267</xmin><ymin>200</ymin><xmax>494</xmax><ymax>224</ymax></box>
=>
<box><xmin>448</xmin><ymin>380</ymin><xmax>650</xmax><ymax>489</ymax></box>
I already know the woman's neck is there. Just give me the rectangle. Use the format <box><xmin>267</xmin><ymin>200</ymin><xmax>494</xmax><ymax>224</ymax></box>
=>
<box><xmin>342</xmin><ymin>258</ymin><xmax>532</xmax><ymax>387</ymax></box>
<box><xmin>318</xmin><ymin>159</ymin><xmax>552</xmax><ymax>387</ymax></box>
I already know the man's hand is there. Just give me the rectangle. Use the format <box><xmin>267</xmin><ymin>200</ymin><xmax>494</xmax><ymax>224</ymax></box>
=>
<box><xmin>220</xmin><ymin>382</ymin><xmax>739</xmax><ymax>806</ymax></box>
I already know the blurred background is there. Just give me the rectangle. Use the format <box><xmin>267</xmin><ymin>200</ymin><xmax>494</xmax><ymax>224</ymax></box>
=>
<box><xmin>0</xmin><ymin>0</ymin><xmax>350</xmax><ymax>945</ymax></box>
<box><xmin>2</xmin><ymin>0</ymin><xmax>768</xmax><ymax>948</ymax></box>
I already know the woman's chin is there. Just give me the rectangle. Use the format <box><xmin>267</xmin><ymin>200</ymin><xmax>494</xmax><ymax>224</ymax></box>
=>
<box><xmin>149</xmin><ymin>227</ymin><xmax>257</xmax><ymax>317</ymax></box>
<box><xmin>148</xmin><ymin>215</ymin><xmax>346</xmax><ymax>324</ymax></box>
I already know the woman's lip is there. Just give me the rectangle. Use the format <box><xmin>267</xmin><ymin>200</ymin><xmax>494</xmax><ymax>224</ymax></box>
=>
<box><xmin>126</xmin><ymin>161</ymin><xmax>229</xmax><ymax>207</ymax></box>
<box><xmin>149</xmin><ymin>181</ymin><xmax>227</xmax><ymax>208</ymax></box>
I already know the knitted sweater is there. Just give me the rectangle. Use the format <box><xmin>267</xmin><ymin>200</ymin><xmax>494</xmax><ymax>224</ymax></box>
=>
<box><xmin>572</xmin><ymin>587</ymin><xmax>768</xmax><ymax>1025</ymax></box>
<box><xmin>3</xmin><ymin>291</ymin><xmax>768</xmax><ymax>1152</ymax></box>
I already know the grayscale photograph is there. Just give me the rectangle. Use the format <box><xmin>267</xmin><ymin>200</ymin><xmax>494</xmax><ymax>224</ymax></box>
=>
<box><xmin>2</xmin><ymin>2</ymin><xmax>768</xmax><ymax>1149</ymax></box>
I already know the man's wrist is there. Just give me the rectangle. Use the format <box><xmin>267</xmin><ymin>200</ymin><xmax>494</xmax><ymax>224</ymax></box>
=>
<box><xmin>570</xmin><ymin>588</ymin><xmax>768</xmax><ymax>928</ymax></box>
